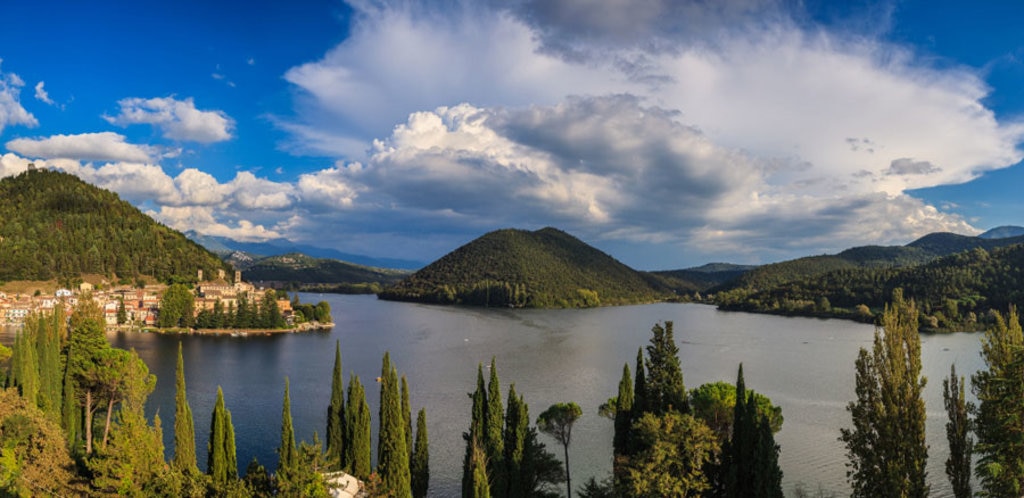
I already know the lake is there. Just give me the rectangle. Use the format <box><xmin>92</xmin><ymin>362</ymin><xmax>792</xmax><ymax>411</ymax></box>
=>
<box><xmin>5</xmin><ymin>294</ymin><xmax>985</xmax><ymax>497</ymax></box>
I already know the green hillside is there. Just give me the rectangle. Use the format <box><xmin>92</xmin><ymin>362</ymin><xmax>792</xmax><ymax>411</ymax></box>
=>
<box><xmin>716</xmin><ymin>243</ymin><xmax>1024</xmax><ymax>329</ymax></box>
<box><xmin>0</xmin><ymin>169</ymin><xmax>227</xmax><ymax>283</ymax></box>
<box><xmin>649</xmin><ymin>263</ymin><xmax>756</xmax><ymax>293</ymax></box>
<box><xmin>243</xmin><ymin>252</ymin><xmax>409</xmax><ymax>292</ymax></box>
<box><xmin>378</xmin><ymin>227</ymin><xmax>671</xmax><ymax>307</ymax></box>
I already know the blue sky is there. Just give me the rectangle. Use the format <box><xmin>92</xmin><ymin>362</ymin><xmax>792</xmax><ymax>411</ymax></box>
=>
<box><xmin>1</xmin><ymin>0</ymin><xmax>1022</xmax><ymax>270</ymax></box>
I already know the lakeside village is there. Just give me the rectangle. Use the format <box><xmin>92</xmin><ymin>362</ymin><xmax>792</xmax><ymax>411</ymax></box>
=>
<box><xmin>0</xmin><ymin>268</ymin><xmax>332</xmax><ymax>334</ymax></box>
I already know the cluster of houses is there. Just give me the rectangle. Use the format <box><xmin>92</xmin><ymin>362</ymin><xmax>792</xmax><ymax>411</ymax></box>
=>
<box><xmin>1</xmin><ymin>269</ymin><xmax>292</xmax><ymax>329</ymax></box>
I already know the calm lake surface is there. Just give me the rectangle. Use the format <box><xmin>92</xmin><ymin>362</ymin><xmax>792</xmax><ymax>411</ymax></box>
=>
<box><xmin>4</xmin><ymin>294</ymin><xmax>986</xmax><ymax>497</ymax></box>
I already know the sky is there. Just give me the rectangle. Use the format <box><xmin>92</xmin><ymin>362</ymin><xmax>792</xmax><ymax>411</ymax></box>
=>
<box><xmin>1</xmin><ymin>0</ymin><xmax>1023</xmax><ymax>270</ymax></box>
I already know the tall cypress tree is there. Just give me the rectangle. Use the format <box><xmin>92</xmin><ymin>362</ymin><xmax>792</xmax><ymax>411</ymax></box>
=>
<box><xmin>726</xmin><ymin>364</ymin><xmax>753</xmax><ymax>497</ymax></box>
<box><xmin>278</xmin><ymin>377</ymin><xmax>298</xmax><ymax>485</ymax></box>
<box><xmin>225</xmin><ymin>406</ymin><xmax>237</xmax><ymax>481</ymax></box>
<box><xmin>346</xmin><ymin>374</ymin><xmax>372</xmax><ymax>479</ymax></box>
<box><xmin>33</xmin><ymin>312</ymin><xmax>62</xmax><ymax>421</ymax></box>
<box><xmin>751</xmin><ymin>413</ymin><xmax>783</xmax><ymax>498</ymax></box>
<box><xmin>208</xmin><ymin>386</ymin><xmax>229</xmax><ymax>485</ymax></box>
<box><xmin>469</xmin><ymin>436</ymin><xmax>491</xmax><ymax>498</ymax></box>
<box><xmin>840</xmin><ymin>289</ymin><xmax>928</xmax><ymax>498</ymax></box>
<box><xmin>402</xmin><ymin>375</ymin><xmax>413</xmax><ymax>472</ymax></box>
<box><xmin>411</xmin><ymin>408</ymin><xmax>430</xmax><ymax>498</ymax></box>
<box><xmin>943</xmin><ymin>364</ymin><xmax>973</xmax><ymax>498</ymax></box>
<box><xmin>612</xmin><ymin>363</ymin><xmax>633</xmax><ymax>459</ymax></box>
<box><xmin>172</xmin><ymin>342</ymin><xmax>198</xmax><ymax>474</ymax></box>
<box><xmin>645</xmin><ymin>321</ymin><xmax>687</xmax><ymax>414</ymax></box>
<box><xmin>12</xmin><ymin>330</ymin><xmax>40</xmax><ymax>406</ymax></box>
<box><xmin>633</xmin><ymin>348</ymin><xmax>648</xmax><ymax>418</ymax></box>
<box><xmin>463</xmin><ymin>363</ymin><xmax>488</xmax><ymax>498</ymax></box>
<box><xmin>972</xmin><ymin>307</ymin><xmax>1023</xmax><ymax>496</ymax></box>
<box><xmin>327</xmin><ymin>340</ymin><xmax>346</xmax><ymax>470</ymax></box>
<box><xmin>378</xmin><ymin>352</ymin><xmax>411</xmax><ymax>496</ymax></box>
<box><xmin>502</xmin><ymin>384</ymin><xmax>528</xmax><ymax>498</ymax></box>
<box><xmin>61</xmin><ymin>343</ymin><xmax>82</xmax><ymax>453</ymax></box>
<box><xmin>485</xmin><ymin>357</ymin><xmax>505</xmax><ymax>497</ymax></box>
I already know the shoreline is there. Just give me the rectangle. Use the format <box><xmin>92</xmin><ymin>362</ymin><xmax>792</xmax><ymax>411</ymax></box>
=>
<box><xmin>106</xmin><ymin>321</ymin><xmax>336</xmax><ymax>336</ymax></box>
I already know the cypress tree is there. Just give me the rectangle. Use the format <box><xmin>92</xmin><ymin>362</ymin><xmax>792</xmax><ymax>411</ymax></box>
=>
<box><xmin>172</xmin><ymin>342</ymin><xmax>198</xmax><ymax>474</ymax></box>
<box><xmin>645</xmin><ymin>321</ymin><xmax>687</xmax><ymax>414</ymax></box>
<box><xmin>33</xmin><ymin>312</ymin><xmax>62</xmax><ymax>421</ymax></box>
<box><xmin>61</xmin><ymin>344</ymin><xmax>82</xmax><ymax>453</ymax></box>
<box><xmin>972</xmin><ymin>307</ymin><xmax>1023</xmax><ymax>496</ymax></box>
<box><xmin>377</xmin><ymin>352</ymin><xmax>411</xmax><ymax>496</ymax></box>
<box><xmin>327</xmin><ymin>340</ymin><xmax>346</xmax><ymax>470</ymax></box>
<box><xmin>346</xmin><ymin>374</ymin><xmax>372</xmax><ymax>480</ymax></box>
<box><xmin>13</xmin><ymin>330</ymin><xmax>40</xmax><ymax>406</ymax></box>
<box><xmin>208</xmin><ymin>386</ymin><xmax>228</xmax><ymax>485</ymax></box>
<box><xmin>486</xmin><ymin>357</ymin><xmax>505</xmax><ymax>497</ymax></box>
<box><xmin>502</xmin><ymin>384</ymin><xmax>528</xmax><ymax>498</ymax></box>
<box><xmin>412</xmin><ymin>408</ymin><xmax>430</xmax><ymax>498</ymax></box>
<box><xmin>633</xmin><ymin>348</ymin><xmax>648</xmax><ymax>418</ymax></box>
<box><xmin>752</xmin><ymin>413</ymin><xmax>783</xmax><ymax>498</ymax></box>
<box><xmin>278</xmin><ymin>377</ymin><xmax>297</xmax><ymax>485</ymax></box>
<box><xmin>726</xmin><ymin>364</ymin><xmax>753</xmax><ymax>497</ymax></box>
<box><xmin>840</xmin><ymin>289</ymin><xmax>928</xmax><ymax>498</ymax></box>
<box><xmin>402</xmin><ymin>375</ymin><xmax>413</xmax><ymax>471</ymax></box>
<box><xmin>225</xmin><ymin>406</ymin><xmax>237</xmax><ymax>481</ymax></box>
<box><xmin>943</xmin><ymin>364</ymin><xmax>973</xmax><ymax>498</ymax></box>
<box><xmin>463</xmin><ymin>363</ymin><xmax>488</xmax><ymax>498</ymax></box>
<box><xmin>469</xmin><ymin>436</ymin><xmax>491</xmax><ymax>498</ymax></box>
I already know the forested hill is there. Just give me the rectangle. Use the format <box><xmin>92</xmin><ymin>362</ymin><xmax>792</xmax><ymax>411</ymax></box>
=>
<box><xmin>0</xmin><ymin>169</ymin><xmax>227</xmax><ymax>283</ymax></box>
<box><xmin>378</xmin><ymin>227</ymin><xmax>672</xmax><ymax>307</ymax></box>
<box><xmin>715</xmin><ymin>232</ymin><xmax>1024</xmax><ymax>294</ymax></box>
<box><xmin>716</xmin><ymin>243</ymin><xmax>1024</xmax><ymax>329</ymax></box>
<box><xmin>242</xmin><ymin>252</ymin><xmax>409</xmax><ymax>292</ymax></box>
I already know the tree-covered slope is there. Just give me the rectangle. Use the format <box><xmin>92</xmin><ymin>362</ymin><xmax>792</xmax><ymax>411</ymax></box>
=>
<box><xmin>243</xmin><ymin>252</ymin><xmax>409</xmax><ymax>286</ymax></box>
<box><xmin>717</xmin><ymin>244</ymin><xmax>1024</xmax><ymax>329</ymax></box>
<box><xmin>378</xmin><ymin>227</ymin><xmax>670</xmax><ymax>307</ymax></box>
<box><xmin>648</xmin><ymin>263</ymin><xmax>757</xmax><ymax>293</ymax></box>
<box><xmin>0</xmin><ymin>169</ymin><xmax>227</xmax><ymax>282</ymax></box>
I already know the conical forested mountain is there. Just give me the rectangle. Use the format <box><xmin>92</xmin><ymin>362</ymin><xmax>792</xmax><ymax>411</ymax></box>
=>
<box><xmin>378</xmin><ymin>227</ymin><xmax>670</xmax><ymax>307</ymax></box>
<box><xmin>0</xmin><ymin>169</ymin><xmax>228</xmax><ymax>282</ymax></box>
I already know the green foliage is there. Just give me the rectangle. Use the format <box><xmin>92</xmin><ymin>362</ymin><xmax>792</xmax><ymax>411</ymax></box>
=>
<box><xmin>0</xmin><ymin>169</ymin><xmax>226</xmax><ymax>282</ymax></box>
<box><xmin>972</xmin><ymin>307</ymin><xmax>1024</xmax><ymax>496</ymax></box>
<box><xmin>612</xmin><ymin>363</ymin><xmax>633</xmax><ymax>462</ymax></box>
<box><xmin>208</xmin><ymin>387</ymin><xmax>237</xmax><ymax>487</ymax></box>
<box><xmin>86</xmin><ymin>406</ymin><xmax>167</xmax><ymax>496</ymax></box>
<box><xmin>377</xmin><ymin>352</ymin><xmax>411</xmax><ymax>497</ymax></box>
<box><xmin>172</xmin><ymin>342</ymin><xmax>198</xmax><ymax>474</ymax></box>
<box><xmin>839</xmin><ymin>290</ymin><xmax>929</xmax><ymax>498</ymax></box>
<box><xmin>644</xmin><ymin>321</ymin><xmax>687</xmax><ymax>414</ymax></box>
<box><xmin>159</xmin><ymin>283</ymin><xmax>195</xmax><ymax>328</ymax></box>
<box><xmin>943</xmin><ymin>364</ymin><xmax>973</xmax><ymax>498</ymax></box>
<box><xmin>412</xmin><ymin>408</ymin><xmax>430</xmax><ymax>498</ymax></box>
<box><xmin>537</xmin><ymin>402</ymin><xmax>582</xmax><ymax>498</ymax></box>
<box><xmin>469</xmin><ymin>436</ymin><xmax>492</xmax><ymax>498</ymax></box>
<box><xmin>724</xmin><ymin>364</ymin><xmax>783</xmax><ymax>498</ymax></box>
<box><xmin>379</xmin><ymin>227</ymin><xmax>671</xmax><ymax>308</ymax></box>
<box><xmin>486</xmin><ymin>358</ymin><xmax>506</xmax><ymax>497</ymax></box>
<box><xmin>346</xmin><ymin>374</ymin><xmax>372</xmax><ymax>480</ymax></box>
<box><xmin>689</xmin><ymin>381</ymin><xmax>784</xmax><ymax>440</ymax></box>
<box><xmin>622</xmin><ymin>411</ymin><xmax>719</xmax><ymax>497</ymax></box>
<box><xmin>277</xmin><ymin>378</ymin><xmax>297</xmax><ymax>488</ymax></box>
<box><xmin>326</xmin><ymin>340</ymin><xmax>346</xmax><ymax>471</ymax></box>
<box><xmin>0</xmin><ymin>388</ymin><xmax>86</xmax><ymax>496</ymax></box>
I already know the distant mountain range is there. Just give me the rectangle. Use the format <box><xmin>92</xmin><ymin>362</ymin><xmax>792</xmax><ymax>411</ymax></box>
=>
<box><xmin>184</xmin><ymin>231</ymin><xmax>425</xmax><ymax>270</ymax></box>
<box><xmin>240</xmin><ymin>252</ymin><xmax>409</xmax><ymax>291</ymax></box>
<box><xmin>979</xmin><ymin>225</ymin><xmax>1024</xmax><ymax>239</ymax></box>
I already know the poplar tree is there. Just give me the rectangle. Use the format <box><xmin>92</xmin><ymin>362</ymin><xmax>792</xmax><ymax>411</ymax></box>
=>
<box><xmin>278</xmin><ymin>377</ymin><xmax>298</xmax><ymax>486</ymax></box>
<box><xmin>972</xmin><ymin>307</ymin><xmax>1024</xmax><ymax>496</ymax></box>
<box><xmin>943</xmin><ymin>364</ymin><xmax>973</xmax><ymax>498</ymax></box>
<box><xmin>378</xmin><ymin>353</ymin><xmax>411</xmax><ymax>497</ymax></box>
<box><xmin>411</xmin><ymin>408</ymin><xmax>430</xmax><ymax>498</ymax></box>
<box><xmin>346</xmin><ymin>374</ymin><xmax>372</xmax><ymax>479</ymax></box>
<box><xmin>840</xmin><ymin>289</ymin><xmax>928</xmax><ymax>498</ymax></box>
<box><xmin>172</xmin><ymin>342</ymin><xmax>198</xmax><ymax>474</ymax></box>
<box><xmin>486</xmin><ymin>357</ymin><xmax>505</xmax><ymax>497</ymax></box>
<box><xmin>327</xmin><ymin>340</ymin><xmax>346</xmax><ymax>470</ymax></box>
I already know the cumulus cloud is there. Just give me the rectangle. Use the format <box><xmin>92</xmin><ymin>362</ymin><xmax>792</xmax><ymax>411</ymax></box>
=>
<box><xmin>269</xmin><ymin>0</ymin><xmax>1024</xmax><ymax>265</ymax></box>
<box><xmin>0</xmin><ymin>61</ymin><xmax>38</xmax><ymax>134</ymax></box>
<box><xmin>104</xmin><ymin>96</ymin><xmax>234</xmax><ymax>143</ymax></box>
<box><xmin>5</xmin><ymin>132</ymin><xmax>170</xmax><ymax>163</ymax></box>
<box><xmin>149</xmin><ymin>205</ymin><xmax>283</xmax><ymax>242</ymax></box>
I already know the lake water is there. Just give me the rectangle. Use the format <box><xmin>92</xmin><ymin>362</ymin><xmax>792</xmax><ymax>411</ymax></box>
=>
<box><xmin>4</xmin><ymin>294</ymin><xmax>986</xmax><ymax>497</ymax></box>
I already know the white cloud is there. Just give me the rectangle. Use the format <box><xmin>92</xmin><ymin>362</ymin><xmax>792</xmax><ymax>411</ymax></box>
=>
<box><xmin>104</xmin><ymin>96</ymin><xmax>234</xmax><ymax>143</ymax></box>
<box><xmin>34</xmin><ymin>81</ymin><xmax>55</xmax><ymax>105</ymax></box>
<box><xmin>6</xmin><ymin>132</ymin><xmax>164</xmax><ymax>163</ymax></box>
<box><xmin>149</xmin><ymin>205</ymin><xmax>282</xmax><ymax>242</ymax></box>
<box><xmin>0</xmin><ymin>61</ymin><xmax>38</xmax><ymax>134</ymax></box>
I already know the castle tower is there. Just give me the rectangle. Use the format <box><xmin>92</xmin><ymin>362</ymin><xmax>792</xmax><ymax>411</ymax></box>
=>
<box><xmin>235</xmin><ymin>270</ymin><xmax>241</xmax><ymax>284</ymax></box>
<box><xmin>198</xmin><ymin>269</ymin><xmax>204</xmax><ymax>282</ymax></box>
<box><xmin>218</xmin><ymin>269</ymin><xmax>226</xmax><ymax>281</ymax></box>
